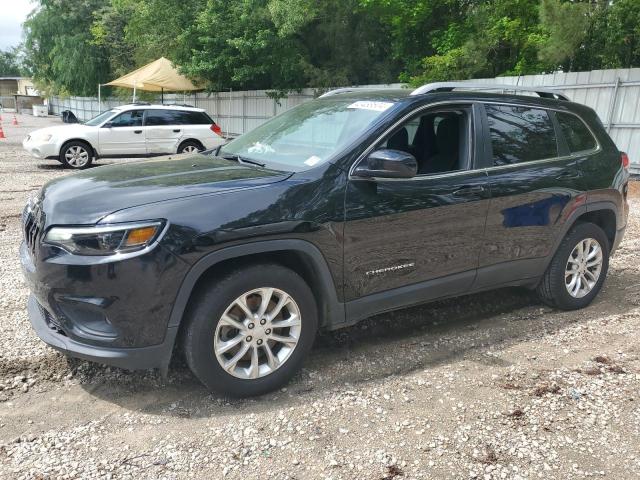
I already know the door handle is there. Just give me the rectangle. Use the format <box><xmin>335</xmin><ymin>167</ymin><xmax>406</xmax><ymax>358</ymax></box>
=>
<box><xmin>452</xmin><ymin>185</ymin><xmax>486</xmax><ymax>197</ymax></box>
<box><xmin>173</xmin><ymin>129</ymin><xmax>181</xmax><ymax>133</ymax></box>
<box><xmin>134</xmin><ymin>130</ymin><xmax>142</xmax><ymax>134</ymax></box>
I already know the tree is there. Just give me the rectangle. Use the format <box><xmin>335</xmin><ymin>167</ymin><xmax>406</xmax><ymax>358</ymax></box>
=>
<box><xmin>24</xmin><ymin>0</ymin><xmax>109</xmax><ymax>96</ymax></box>
<box><xmin>0</xmin><ymin>47</ymin><xmax>25</xmax><ymax>76</ymax></box>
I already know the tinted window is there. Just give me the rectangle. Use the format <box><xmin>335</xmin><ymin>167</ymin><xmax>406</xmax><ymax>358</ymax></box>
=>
<box><xmin>486</xmin><ymin>105</ymin><xmax>558</xmax><ymax>166</ymax></box>
<box><xmin>556</xmin><ymin>112</ymin><xmax>597</xmax><ymax>153</ymax></box>
<box><xmin>182</xmin><ymin>110</ymin><xmax>212</xmax><ymax>124</ymax></box>
<box><xmin>110</xmin><ymin>110</ymin><xmax>143</xmax><ymax>127</ymax></box>
<box><xmin>144</xmin><ymin>109</ymin><xmax>211</xmax><ymax>126</ymax></box>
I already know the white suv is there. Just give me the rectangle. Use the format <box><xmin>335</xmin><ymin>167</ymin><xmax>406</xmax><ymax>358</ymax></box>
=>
<box><xmin>23</xmin><ymin>104</ymin><xmax>225</xmax><ymax>169</ymax></box>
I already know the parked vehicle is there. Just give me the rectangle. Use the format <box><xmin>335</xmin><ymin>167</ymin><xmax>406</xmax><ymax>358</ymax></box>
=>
<box><xmin>20</xmin><ymin>82</ymin><xmax>630</xmax><ymax>396</ymax></box>
<box><xmin>22</xmin><ymin>103</ymin><xmax>225</xmax><ymax>169</ymax></box>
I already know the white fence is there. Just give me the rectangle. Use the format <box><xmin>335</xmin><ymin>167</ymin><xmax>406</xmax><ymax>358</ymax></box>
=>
<box><xmin>48</xmin><ymin>70</ymin><xmax>640</xmax><ymax>173</ymax></box>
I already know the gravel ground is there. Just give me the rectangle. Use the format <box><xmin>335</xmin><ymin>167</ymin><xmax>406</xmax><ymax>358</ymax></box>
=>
<box><xmin>0</xmin><ymin>113</ymin><xmax>639</xmax><ymax>480</ymax></box>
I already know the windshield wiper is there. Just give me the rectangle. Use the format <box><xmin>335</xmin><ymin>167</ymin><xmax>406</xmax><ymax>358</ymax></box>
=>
<box><xmin>220</xmin><ymin>153</ymin><xmax>265</xmax><ymax>168</ymax></box>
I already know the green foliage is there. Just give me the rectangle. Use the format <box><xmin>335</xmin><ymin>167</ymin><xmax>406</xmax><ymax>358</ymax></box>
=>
<box><xmin>538</xmin><ymin>0</ymin><xmax>588</xmax><ymax>67</ymax></box>
<box><xmin>19</xmin><ymin>0</ymin><xmax>640</xmax><ymax>96</ymax></box>
<box><xmin>0</xmin><ymin>47</ymin><xmax>25</xmax><ymax>76</ymax></box>
<box><xmin>24</xmin><ymin>0</ymin><xmax>109</xmax><ymax>96</ymax></box>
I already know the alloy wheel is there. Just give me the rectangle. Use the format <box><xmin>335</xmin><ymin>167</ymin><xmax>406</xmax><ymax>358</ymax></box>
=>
<box><xmin>214</xmin><ymin>287</ymin><xmax>302</xmax><ymax>379</ymax></box>
<box><xmin>64</xmin><ymin>146</ymin><xmax>89</xmax><ymax>167</ymax></box>
<box><xmin>183</xmin><ymin>145</ymin><xmax>199</xmax><ymax>153</ymax></box>
<box><xmin>565</xmin><ymin>237</ymin><xmax>603</xmax><ymax>298</ymax></box>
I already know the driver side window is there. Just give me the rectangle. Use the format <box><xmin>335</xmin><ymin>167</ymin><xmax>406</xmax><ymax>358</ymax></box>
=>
<box><xmin>379</xmin><ymin>107</ymin><xmax>471</xmax><ymax>175</ymax></box>
<box><xmin>110</xmin><ymin>110</ymin><xmax>143</xmax><ymax>128</ymax></box>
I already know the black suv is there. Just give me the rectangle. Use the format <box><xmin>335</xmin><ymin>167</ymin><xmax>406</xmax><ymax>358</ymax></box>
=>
<box><xmin>21</xmin><ymin>83</ymin><xmax>630</xmax><ymax>396</ymax></box>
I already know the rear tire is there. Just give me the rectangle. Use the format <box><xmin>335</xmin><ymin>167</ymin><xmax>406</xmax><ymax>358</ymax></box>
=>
<box><xmin>59</xmin><ymin>140</ymin><xmax>93</xmax><ymax>169</ymax></box>
<box><xmin>537</xmin><ymin>222</ymin><xmax>610</xmax><ymax>310</ymax></box>
<box><xmin>182</xmin><ymin>264</ymin><xmax>318</xmax><ymax>397</ymax></box>
<box><xmin>178</xmin><ymin>140</ymin><xmax>204</xmax><ymax>154</ymax></box>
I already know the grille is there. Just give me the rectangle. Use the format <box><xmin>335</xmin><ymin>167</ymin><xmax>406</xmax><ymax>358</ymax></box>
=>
<box><xmin>23</xmin><ymin>208</ymin><xmax>42</xmax><ymax>255</ymax></box>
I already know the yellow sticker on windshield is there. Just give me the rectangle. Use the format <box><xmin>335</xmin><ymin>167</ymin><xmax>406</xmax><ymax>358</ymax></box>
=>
<box><xmin>347</xmin><ymin>101</ymin><xmax>394</xmax><ymax>112</ymax></box>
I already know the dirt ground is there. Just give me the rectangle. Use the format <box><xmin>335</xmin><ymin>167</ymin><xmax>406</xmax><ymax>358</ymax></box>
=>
<box><xmin>0</xmin><ymin>113</ymin><xmax>639</xmax><ymax>480</ymax></box>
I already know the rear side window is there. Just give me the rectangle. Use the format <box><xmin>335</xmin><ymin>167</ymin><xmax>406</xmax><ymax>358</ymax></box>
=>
<box><xmin>486</xmin><ymin>105</ymin><xmax>558</xmax><ymax>166</ymax></box>
<box><xmin>145</xmin><ymin>109</ymin><xmax>212</xmax><ymax>126</ymax></box>
<box><xmin>556</xmin><ymin>112</ymin><xmax>597</xmax><ymax>153</ymax></box>
<box><xmin>182</xmin><ymin>111</ymin><xmax>213</xmax><ymax>125</ymax></box>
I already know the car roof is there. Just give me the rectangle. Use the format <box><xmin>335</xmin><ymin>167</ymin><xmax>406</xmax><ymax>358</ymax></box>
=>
<box><xmin>319</xmin><ymin>88</ymin><xmax>589</xmax><ymax>114</ymax></box>
<box><xmin>113</xmin><ymin>103</ymin><xmax>205</xmax><ymax>112</ymax></box>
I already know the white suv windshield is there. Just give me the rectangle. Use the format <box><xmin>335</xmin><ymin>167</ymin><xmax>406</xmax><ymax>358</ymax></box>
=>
<box><xmin>219</xmin><ymin>98</ymin><xmax>395</xmax><ymax>171</ymax></box>
<box><xmin>84</xmin><ymin>110</ymin><xmax>117</xmax><ymax>126</ymax></box>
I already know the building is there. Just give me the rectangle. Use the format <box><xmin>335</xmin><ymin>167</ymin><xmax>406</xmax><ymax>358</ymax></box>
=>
<box><xmin>0</xmin><ymin>77</ymin><xmax>36</xmax><ymax>96</ymax></box>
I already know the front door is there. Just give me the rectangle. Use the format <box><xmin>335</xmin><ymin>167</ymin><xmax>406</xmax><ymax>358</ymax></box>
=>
<box><xmin>342</xmin><ymin>104</ymin><xmax>491</xmax><ymax>318</ymax></box>
<box><xmin>98</xmin><ymin>109</ymin><xmax>146</xmax><ymax>155</ymax></box>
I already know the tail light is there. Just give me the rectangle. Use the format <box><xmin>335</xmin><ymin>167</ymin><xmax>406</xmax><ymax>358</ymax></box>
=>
<box><xmin>621</xmin><ymin>151</ymin><xmax>630</xmax><ymax>169</ymax></box>
<box><xmin>210</xmin><ymin>123</ymin><xmax>222</xmax><ymax>136</ymax></box>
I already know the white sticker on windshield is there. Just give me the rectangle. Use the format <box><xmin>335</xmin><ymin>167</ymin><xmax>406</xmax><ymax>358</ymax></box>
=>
<box><xmin>247</xmin><ymin>142</ymin><xmax>275</xmax><ymax>154</ymax></box>
<box><xmin>304</xmin><ymin>155</ymin><xmax>322</xmax><ymax>167</ymax></box>
<box><xmin>347</xmin><ymin>101</ymin><xmax>394</xmax><ymax>112</ymax></box>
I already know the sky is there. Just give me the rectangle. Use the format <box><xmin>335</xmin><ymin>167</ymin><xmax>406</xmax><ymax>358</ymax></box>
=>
<box><xmin>0</xmin><ymin>0</ymin><xmax>37</xmax><ymax>50</ymax></box>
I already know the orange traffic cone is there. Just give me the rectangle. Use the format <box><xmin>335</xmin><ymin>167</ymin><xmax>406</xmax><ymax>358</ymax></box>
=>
<box><xmin>12</xmin><ymin>115</ymin><xmax>18</xmax><ymax>126</ymax></box>
<box><xmin>0</xmin><ymin>124</ymin><xmax>6</xmax><ymax>139</ymax></box>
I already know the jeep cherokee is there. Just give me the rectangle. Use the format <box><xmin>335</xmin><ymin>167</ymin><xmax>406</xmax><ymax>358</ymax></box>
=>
<box><xmin>20</xmin><ymin>82</ymin><xmax>630</xmax><ymax>396</ymax></box>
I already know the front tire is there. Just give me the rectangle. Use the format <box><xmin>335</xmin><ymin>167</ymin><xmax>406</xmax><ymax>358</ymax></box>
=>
<box><xmin>537</xmin><ymin>222</ymin><xmax>610</xmax><ymax>310</ymax></box>
<box><xmin>60</xmin><ymin>141</ymin><xmax>93</xmax><ymax>169</ymax></box>
<box><xmin>182</xmin><ymin>264</ymin><xmax>318</xmax><ymax>397</ymax></box>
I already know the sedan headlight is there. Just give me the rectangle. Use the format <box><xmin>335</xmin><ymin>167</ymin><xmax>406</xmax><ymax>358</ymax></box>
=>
<box><xmin>44</xmin><ymin>221</ymin><xmax>165</xmax><ymax>256</ymax></box>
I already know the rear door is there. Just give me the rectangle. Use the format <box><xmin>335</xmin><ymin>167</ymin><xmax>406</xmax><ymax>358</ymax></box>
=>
<box><xmin>342</xmin><ymin>103</ymin><xmax>491</xmax><ymax>318</ymax></box>
<box><xmin>144</xmin><ymin>109</ymin><xmax>184</xmax><ymax>154</ymax></box>
<box><xmin>475</xmin><ymin>103</ymin><xmax>584</xmax><ymax>288</ymax></box>
<box><xmin>98</xmin><ymin>109</ymin><xmax>146</xmax><ymax>155</ymax></box>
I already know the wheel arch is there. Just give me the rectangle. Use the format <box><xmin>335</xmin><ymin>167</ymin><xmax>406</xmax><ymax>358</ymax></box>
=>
<box><xmin>177</xmin><ymin>138</ymin><xmax>204</xmax><ymax>153</ymax></box>
<box><xmin>546</xmin><ymin>202</ymin><xmax>617</xmax><ymax>271</ymax></box>
<box><xmin>167</xmin><ymin>240</ymin><xmax>345</xmax><ymax>334</ymax></box>
<box><xmin>59</xmin><ymin>138</ymin><xmax>97</xmax><ymax>159</ymax></box>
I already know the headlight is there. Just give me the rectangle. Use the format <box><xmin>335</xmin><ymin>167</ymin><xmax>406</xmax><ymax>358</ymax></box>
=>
<box><xmin>44</xmin><ymin>221</ymin><xmax>165</xmax><ymax>256</ymax></box>
<box><xmin>31</xmin><ymin>133</ymin><xmax>53</xmax><ymax>142</ymax></box>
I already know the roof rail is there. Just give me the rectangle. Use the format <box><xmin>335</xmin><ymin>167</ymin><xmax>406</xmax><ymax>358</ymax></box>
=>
<box><xmin>410</xmin><ymin>82</ymin><xmax>569</xmax><ymax>101</ymax></box>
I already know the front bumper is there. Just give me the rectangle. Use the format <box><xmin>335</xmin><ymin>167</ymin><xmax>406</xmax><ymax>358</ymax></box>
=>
<box><xmin>20</xmin><ymin>237</ymin><xmax>187</xmax><ymax>371</ymax></box>
<box><xmin>27</xmin><ymin>294</ymin><xmax>176</xmax><ymax>370</ymax></box>
<box><xmin>22</xmin><ymin>138</ymin><xmax>58</xmax><ymax>159</ymax></box>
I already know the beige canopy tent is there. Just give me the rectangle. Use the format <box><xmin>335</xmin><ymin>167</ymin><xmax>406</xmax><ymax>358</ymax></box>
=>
<box><xmin>99</xmin><ymin>57</ymin><xmax>201</xmax><ymax>106</ymax></box>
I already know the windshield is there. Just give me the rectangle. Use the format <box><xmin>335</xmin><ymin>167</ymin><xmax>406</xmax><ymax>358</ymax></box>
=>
<box><xmin>219</xmin><ymin>98</ymin><xmax>395</xmax><ymax>171</ymax></box>
<box><xmin>84</xmin><ymin>109</ymin><xmax>117</xmax><ymax>126</ymax></box>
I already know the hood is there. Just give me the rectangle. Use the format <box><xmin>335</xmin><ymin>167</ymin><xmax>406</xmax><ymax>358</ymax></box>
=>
<box><xmin>39</xmin><ymin>155</ymin><xmax>291</xmax><ymax>226</ymax></box>
<box><xmin>28</xmin><ymin>124</ymin><xmax>95</xmax><ymax>139</ymax></box>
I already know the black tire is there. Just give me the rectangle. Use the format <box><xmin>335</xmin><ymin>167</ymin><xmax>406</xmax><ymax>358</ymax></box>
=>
<box><xmin>537</xmin><ymin>222</ymin><xmax>610</xmax><ymax>310</ymax></box>
<box><xmin>182</xmin><ymin>264</ymin><xmax>318</xmax><ymax>397</ymax></box>
<box><xmin>59</xmin><ymin>140</ymin><xmax>93</xmax><ymax>169</ymax></box>
<box><xmin>177</xmin><ymin>140</ymin><xmax>204</xmax><ymax>154</ymax></box>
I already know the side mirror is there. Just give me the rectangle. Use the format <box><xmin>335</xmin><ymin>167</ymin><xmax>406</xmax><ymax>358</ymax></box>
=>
<box><xmin>102</xmin><ymin>121</ymin><xmax>113</xmax><ymax>128</ymax></box>
<box><xmin>353</xmin><ymin>149</ymin><xmax>418</xmax><ymax>179</ymax></box>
